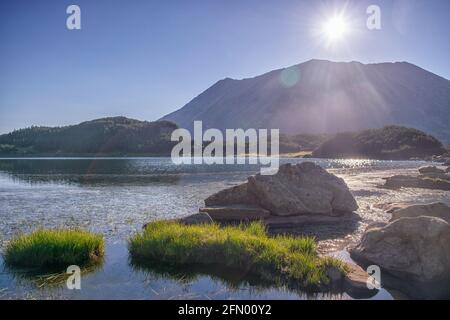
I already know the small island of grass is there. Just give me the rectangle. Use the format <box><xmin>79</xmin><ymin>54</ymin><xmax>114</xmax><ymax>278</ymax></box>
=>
<box><xmin>129</xmin><ymin>221</ymin><xmax>346</xmax><ymax>289</ymax></box>
<box><xmin>4</xmin><ymin>229</ymin><xmax>105</xmax><ymax>270</ymax></box>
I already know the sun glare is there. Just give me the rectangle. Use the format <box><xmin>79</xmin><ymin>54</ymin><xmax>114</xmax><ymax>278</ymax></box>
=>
<box><xmin>322</xmin><ymin>15</ymin><xmax>349</xmax><ymax>42</ymax></box>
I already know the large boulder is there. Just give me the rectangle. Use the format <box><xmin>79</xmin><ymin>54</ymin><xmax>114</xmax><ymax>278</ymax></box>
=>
<box><xmin>204</xmin><ymin>183</ymin><xmax>256</xmax><ymax>207</ymax></box>
<box><xmin>350</xmin><ymin>216</ymin><xmax>450</xmax><ymax>298</ymax></box>
<box><xmin>390</xmin><ymin>202</ymin><xmax>450</xmax><ymax>223</ymax></box>
<box><xmin>204</xmin><ymin>162</ymin><xmax>358</xmax><ymax>218</ymax></box>
<box><xmin>247</xmin><ymin>162</ymin><xmax>358</xmax><ymax>216</ymax></box>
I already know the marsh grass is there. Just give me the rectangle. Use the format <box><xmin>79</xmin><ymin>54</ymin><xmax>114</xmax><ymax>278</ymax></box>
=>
<box><xmin>4</xmin><ymin>229</ymin><xmax>104</xmax><ymax>270</ymax></box>
<box><xmin>129</xmin><ymin>221</ymin><xmax>345</xmax><ymax>289</ymax></box>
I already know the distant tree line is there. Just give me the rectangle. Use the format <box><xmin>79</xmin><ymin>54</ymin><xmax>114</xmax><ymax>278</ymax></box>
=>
<box><xmin>0</xmin><ymin>117</ymin><xmax>178</xmax><ymax>156</ymax></box>
<box><xmin>312</xmin><ymin>125</ymin><xmax>446</xmax><ymax>160</ymax></box>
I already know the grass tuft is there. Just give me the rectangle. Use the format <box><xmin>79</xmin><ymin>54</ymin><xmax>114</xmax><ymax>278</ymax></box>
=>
<box><xmin>4</xmin><ymin>229</ymin><xmax>104</xmax><ymax>270</ymax></box>
<box><xmin>129</xmin><ymin>221</ymin><xmax>346</xmax><ymax>289</ymax></box>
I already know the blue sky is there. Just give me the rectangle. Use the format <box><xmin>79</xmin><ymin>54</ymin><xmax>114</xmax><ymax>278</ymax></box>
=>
<box><xmin>1</xmin><ymin>0</ymin><xmax>449</xmax><ymax>133</ymax></box>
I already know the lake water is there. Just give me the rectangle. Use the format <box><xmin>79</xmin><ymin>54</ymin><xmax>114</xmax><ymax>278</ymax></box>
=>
<box><xmin>0</xmin><ymin>157</ymin><xmax>449</xmax><ymax>300</ymax></box>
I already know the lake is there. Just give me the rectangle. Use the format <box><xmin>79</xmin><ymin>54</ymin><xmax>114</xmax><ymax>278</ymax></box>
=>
<box><xmin>1</xmin><ymin>157</ymin><xmax>448</xmax><ymax>299</ymax></box>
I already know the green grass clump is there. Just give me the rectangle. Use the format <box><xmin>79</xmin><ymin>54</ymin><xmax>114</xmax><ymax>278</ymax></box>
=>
<box><xmin>129</xmin><ymin>221</ymin><xmax>345</xmax><ymax>289</ymax></box>
<box><xmin>4</xmin><ymin>229</ymin><xmax>104</xmax><ymax>270</ymax></box>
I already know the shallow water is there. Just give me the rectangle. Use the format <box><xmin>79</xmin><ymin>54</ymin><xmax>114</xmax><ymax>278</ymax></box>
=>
<box><xmin>0</xmin><ymin>157</ymin><xmax>448</xmax><ymax>299</ymax></box>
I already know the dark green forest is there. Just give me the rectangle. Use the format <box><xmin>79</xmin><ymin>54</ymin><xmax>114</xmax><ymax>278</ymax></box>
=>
<box><xmin>0</xmin><ymin>118</ymin><xmax>445</xmax><ymax>160</ymax></box>
<box><xmin>312</xmin><ymin>126</ymin><xmax>446</xmax><ymax>160</ymax></box>
<box><xmin>0</xmin><ymin>117</ymin><xmax>178</xmax><ymax>156</ymax></box>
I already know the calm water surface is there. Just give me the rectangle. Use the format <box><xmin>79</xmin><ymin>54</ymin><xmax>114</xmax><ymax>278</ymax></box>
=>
<box><xmin>0</xmin><ymin>158</ymin><xmax>448</xmax><ymax>299</ymax></box>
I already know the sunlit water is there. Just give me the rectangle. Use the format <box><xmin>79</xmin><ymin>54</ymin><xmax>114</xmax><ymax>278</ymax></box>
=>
<box><xmin>0</xmin><ymin>158</ymin><xmax>448</xmax><ymax>299</ymax></box>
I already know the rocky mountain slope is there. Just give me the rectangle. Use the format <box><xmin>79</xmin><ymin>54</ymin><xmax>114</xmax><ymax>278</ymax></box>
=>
<box><xmin>162</xmin><ymin>59</ymin><xmax>450</xmax><ymax>143</ymax></box>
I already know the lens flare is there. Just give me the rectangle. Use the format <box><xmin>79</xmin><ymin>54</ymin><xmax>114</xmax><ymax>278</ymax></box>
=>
<box><xmin>322</xmin><ymin>15</ymin><xmax>349</xmax><ymax>42</ymax></box>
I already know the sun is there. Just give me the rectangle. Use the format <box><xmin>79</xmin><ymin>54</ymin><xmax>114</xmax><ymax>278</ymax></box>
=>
<box><xmin>322</xmin><ymin>15</ymin><xmax>349</xmax><ymax>42</ymax></box>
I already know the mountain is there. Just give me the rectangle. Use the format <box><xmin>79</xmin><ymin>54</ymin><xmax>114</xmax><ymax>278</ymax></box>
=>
<box><xmin>311</xmin><ymin>126</ymin><xmax>445</xmax><ymax>160</ymax></box>
<box><xmin>161</xmin><ymin>59</ymin><xmax>450</xmax><ymax>143</ymax></box>
<box><xmin>279</xmin><ymin>133</ymin><xmax>330</xmax><ymax>153</ymax></box>
<box><xmin>0</xmin><ymin>117</ymin><xmax>178</xmax><ymax>156</ymax></box>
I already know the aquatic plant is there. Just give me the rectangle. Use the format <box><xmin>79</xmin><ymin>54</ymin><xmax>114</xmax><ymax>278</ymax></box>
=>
<box><xmin>4</xmin><ymin>229</ymin><xmax>104</xmax><ymax>270</ymax></box>
<box><xmin>129</xmin><ymin>221</ymin><xmax>345</xmax><ymax>289</ymax></box>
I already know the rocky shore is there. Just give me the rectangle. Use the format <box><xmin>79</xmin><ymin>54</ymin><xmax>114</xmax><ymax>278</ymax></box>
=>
<box><xmin>383</xmin><ymin>165</ymin><xmax>450</xmax><ymax>191</ymax></box>
<box><xmin>171</xmin><ymin>161</ymin><xmax>450</xmax><ymax>299</ymax></box>
<box><xmin>350</xmin><ymin>202</ymin><xmax>450</xmax><ymax>299</ymax></box>
<box><xmin>195</xmin><ymin>162</ymin><xmax>359</xmax><ymax>228</ymax></box>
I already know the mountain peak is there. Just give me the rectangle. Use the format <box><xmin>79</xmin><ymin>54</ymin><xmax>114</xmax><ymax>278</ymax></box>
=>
<box><xmin>162</xmin><ymin>60</ymin><xmax>450</xmax><ymax>143</ymax></box>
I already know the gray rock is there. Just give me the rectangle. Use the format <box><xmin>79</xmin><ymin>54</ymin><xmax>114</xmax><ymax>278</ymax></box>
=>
<box><xmin>373</xmin><ymin>202</ymin><xmax>411</xmax><ymax>213</ymax></box>
<box><xmin>200</xmin><ymin>162</ymin><xmax>359</xmax><ymax>227</ymax></box>
<box><xmin>204</xmin><ymin>183</ymin><xmax>256</xmax><ymax>207</ymax></box>
<box><xmin>326</xmin><ymin>266</ymin><xmax>344</xmax><ymax>283</ymax></box>
<box><xmin>364</xmin><ymin>221</ymin><xmax>388</xmax><ymax>232</ymax></box>
<box><xmin>264</xmin><ymin>212</ymin><xmax>359</xmax><ymax>229</ymax></box>
<box><xmin>419</xmin><ymin>172</ymin><xmax>450</xmax><ymax>180</ymax></box>
<box><xmin>326</xmin><ymin>262</ymin><xmax>378</xmax><ymax>299</ymax></box>
<box><xmin>418</xmin><ymin>166</ymin><xmax>445</xmax><ymax>175</ymax></box>
<box><xmin>350</xmin><ymin>216</ymin><xmax>450</xmax><ymax>298</ymax></box>
<box><xmin>383</xmin><ymin>174</ymin><xmax>450</xmax><ymax>191</ymax></box>
<box><xmin>390</xmin><ymin>202</ymin><xmax>450</xmax><ymax>223</ymax></box>
<box><xmin>203</xmin><ymin>162</ymin><xmax>358</xmax><ymax>219</ymax></box>
<box><xmin>342</xmin><ymin>263</ymin><xmax>376</xmax><ymax>298</ymax></box>
<box><xmin>248</xmin><ymin>162</ymin><xmax>358</xmax><ymax>216</ymax></box>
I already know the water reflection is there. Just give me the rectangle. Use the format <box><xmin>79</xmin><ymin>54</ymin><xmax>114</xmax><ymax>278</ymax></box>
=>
<box><xmin>0</xmin><ymin>158</ymin><xmax>182</xmax><ymax>186</ymax></box>
<box><xmin>0</xmin><ymin>243</ymin><xmax>389</xmax><ymax>300</ymax></box>
<box><xmin>0</xmin><ymin>157</ymin><xmax>428</xmax><ymax>187</ymax></box>
<box><xmin>129</xmin><ymin>258</ymin><xmax>378</xmax><ymax>300</ymax></box>
<box><xmin>4</xmin><ymin>263</ymin><xmax>103</xmax><ymax>289</ymax></box>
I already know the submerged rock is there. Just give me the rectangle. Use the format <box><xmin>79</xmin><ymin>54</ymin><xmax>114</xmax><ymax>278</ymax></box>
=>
<box><xmin>325</xmin><ymin>258</ymin><xmax>378</xmax><ymax>299</ymax></box>
<box><xmin>373</xmin><ymin>202</ymin><xmax>411</xmax><ymax>213</ymax></box>
<box><xmin>203</xmin><ymin>162</ymin><xmax>358</xmax><ymax>220</ymax></box>
<box><xmin>342</xmin><ymin>263</ymin><xmax>377</xmax><ymax>298</ymax></box>
<box><xmin>350</xmin><ymin>216</ymin><xmax>450</xmax><ymax>298</ymax></box>
<box><xmin>390</xmin><ymin>202</ymin><xmax>450</xmax><ymax>223</ymax></box>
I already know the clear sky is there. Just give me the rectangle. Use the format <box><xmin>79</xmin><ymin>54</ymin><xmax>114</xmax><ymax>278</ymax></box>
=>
<box><xmin>1</xmin><ymin>0</ymin><xmax>449</xmax><ymax>133</ymax></box>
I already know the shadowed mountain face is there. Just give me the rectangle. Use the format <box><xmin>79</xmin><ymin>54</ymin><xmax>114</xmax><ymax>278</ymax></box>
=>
<box><xmin>162</xmin><ymin>60</ymin><xmax>450</xmax><ymax>143</ymax></box>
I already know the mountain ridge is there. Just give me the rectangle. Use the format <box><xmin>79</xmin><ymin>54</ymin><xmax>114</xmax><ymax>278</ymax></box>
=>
<box><xmin>161</xmin><ymin>59</ymin><xmax>450</xmax><ymax>143</ymax></box>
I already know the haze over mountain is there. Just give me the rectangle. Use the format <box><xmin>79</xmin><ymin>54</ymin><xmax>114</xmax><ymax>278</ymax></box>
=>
<box><xmin>162</xmin><ymin>60</ymin><xmax>450</xmax><ymax>143</ymax></box>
